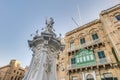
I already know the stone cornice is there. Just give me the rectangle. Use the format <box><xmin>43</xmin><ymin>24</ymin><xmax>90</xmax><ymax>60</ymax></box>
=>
<box><xmin>65</xmin><ymin>4</ymin><xmax>120</xmax><ymax>37</ymax></box>
<box><xmin>65</xmin><ymin>19</ymin><xmax>101</xmax><ymax>36</ymax></box>
<box><xmin>0</xmin><ymin>65</ymin><xmax>10</xmax><ymax>69</ymax></box>
<box><xmin>100</xmin><ymin>4</ymin><xmax>120</xmax><ymax>15</ymax></box>
<box><xmin>19</xmin><ymin>67</ymin><xmax>25</xmax><ymax>71</ymax></box>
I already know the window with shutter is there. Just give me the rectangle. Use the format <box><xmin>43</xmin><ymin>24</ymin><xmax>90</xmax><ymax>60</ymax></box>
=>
<box><xmin>71</xmin><ymin>58</ymin><xmax>76</xmax><ymax>64</ymax></box>
<box><xmin>80</xmin><ymin>38</ymin><xmax>86</xmax><ymax>44</ymax></box>
<box><xmin>98</xmin><ymin>51</ymin><xmax>105</xmax><ymax>59</ymax></box>
<box><xmin>92</xmin><ymin>33</ymin><xmax>99</xmax><ymax>40</ymax></box>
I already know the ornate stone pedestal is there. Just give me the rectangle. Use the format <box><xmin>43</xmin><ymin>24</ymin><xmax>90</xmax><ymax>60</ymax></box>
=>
<box><xmin>23</xmin><ymin>17</ymin><xmax>64</xmax><ymax>80</ymax></box>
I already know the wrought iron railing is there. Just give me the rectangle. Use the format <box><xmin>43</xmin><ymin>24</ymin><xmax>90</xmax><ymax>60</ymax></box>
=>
<box><xmin>67</xmin><ymin>38</ymin><xmax>104</xmax><ymax>52</ymax></box>
<box><xmin>67</xmin><ymin>58</ymin><xmax>111</xmax><ymax>70</ymax></box>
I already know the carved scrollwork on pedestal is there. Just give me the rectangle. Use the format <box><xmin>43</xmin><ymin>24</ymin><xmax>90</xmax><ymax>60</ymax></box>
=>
<box><xmin>32</xmin><ymin>55</ymin><xmax>41</xmax><ymax>78</ymax></box>
<box><xmin>43</xmin><ymin>55</ymin><xmax>53</xmax><ymax>73</ymax></box>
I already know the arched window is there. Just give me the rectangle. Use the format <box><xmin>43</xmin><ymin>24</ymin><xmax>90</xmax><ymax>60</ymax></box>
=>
<box><xmin>103</xmin><ymin>73</ymin><xmax>113</xmax><ymax>80</ymax></box>
<box><xmin>78</xmin><ymin>33</ymin><xmax>86</xmax><ymax>45</ymax></box>
<box><xmin>115</xmin><ymin>15</ymin><xmax>120</xmax><ymax>20</ymax></box>
<box><xmin>80</xmin><ymin>38</ymin><xmax>86</xmax><ymax>44</ymax></box>
<box><xmin>86</xmin><ymin>74</ymin><xmax>94</xmax><ymax>80</ymax></box>
<box><xmin>111</xmin><ymin>12</ymin><xmax>120</xmax><ymax>22</ymax></box>
<box><xmin>92</xmin><ymin>33</ymin><xmax>99</xmax><ymax>40</ymax></box>
<box><xmin>89</xmin><ymin>28</ymin><xmax>99</xmax><ymax>40</ymax></box>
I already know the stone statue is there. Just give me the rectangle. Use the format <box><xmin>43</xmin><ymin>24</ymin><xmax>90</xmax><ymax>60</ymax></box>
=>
<box><xmin>45</xmin><ymin>17</ymin><xmax>54</xmax><ymax>32</ymax></box>
<box><xmin>46</xmin><ymin>17</ymin><xmax>54</xmax><ymax>28</ymax></box>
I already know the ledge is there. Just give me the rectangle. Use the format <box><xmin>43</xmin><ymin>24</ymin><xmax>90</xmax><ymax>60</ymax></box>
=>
<box><xmin>100</xmin><ymin>4</ymin><xmax>120</xmax><ymax>15</ymax></box>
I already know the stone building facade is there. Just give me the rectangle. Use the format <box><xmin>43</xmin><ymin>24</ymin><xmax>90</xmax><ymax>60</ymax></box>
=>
<box><xmin>0</xmin><ymin>59</ymin><xmax>28</xmax><ymax>80</ymax></box>
<box><xmin>57</xmin><ymin>4</ymin><xmax>120</xmax><ymax>80</ymax></box>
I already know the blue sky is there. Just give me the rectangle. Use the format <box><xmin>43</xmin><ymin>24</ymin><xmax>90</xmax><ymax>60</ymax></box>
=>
<box><xmin>0</xmin><ymin>0</ymin><xmax>119</xmax><ymax>67</ymax></box>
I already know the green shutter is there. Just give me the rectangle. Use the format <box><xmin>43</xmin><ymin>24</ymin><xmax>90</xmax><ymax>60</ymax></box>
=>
<box><xmin>80</xmin><ymin>38</ymin><xmax>85</xmax><ymax>44</ymax></box>
<box><xmin>92</xmin><ymin>33</ymin><xmax>99</xmax><ymax>40</ymax></box>
<box><xmin>74</xmin><ymin>58</ymin><xmax>76</xmax><ymax>64</ymax></box>
<box><xmin>95</xmin><ymin>33</ymin><xmax>98</xmax><ymax>39</ymax></box>
<box><xmin>71</xmin><ymin>58</ymin><xmax>76</xmax><ymax>64</ymax></box>
<box><xmin>98</xmin><ymin>51</ymin><xmax>105</xmax><ymax>59</ymax></box>
<box><xmin>71</xmin><ymin>58</ymin><xmax>73</xmax><ymax>64</ymax></box>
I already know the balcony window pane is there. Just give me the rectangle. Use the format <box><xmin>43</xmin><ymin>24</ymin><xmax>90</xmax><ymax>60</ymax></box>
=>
<box><xmin>86</xmin><ymin>55</ymin><xmax>90</xmax><ymax>61</ymax></box>
<box><xmin>76</xmin><ymin>58</ymin><xmax>79</xmax><ymax>63</ymax></box>
<box><xmin>83</xmin><ymin>56</ymin><xmax>86</xmax><ymax>62</ymax></box>
<box><xmin>79</xmin><ymin>57</ymin><xmax>83</xmax><ymax>63</ymax></box>
<box><xmin>80</xmin><ymin>38</ymin><xmax>86</xmax><ymax>44</ymax></box>
<box><xmin>92</xmin><ymin>33</ymin><xmax>99</xmax><ymax>40</ymax></box>
<box><xmin>90</xmin><ymin>54</ymin><xmax>94</xmax><ymax>60</ymax></box>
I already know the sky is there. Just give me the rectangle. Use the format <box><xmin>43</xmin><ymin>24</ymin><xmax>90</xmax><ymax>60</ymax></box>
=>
<box><xmin>0</xmin><ymin>0</ymin><xmax>119</xmax><ymax>68</ymax></box>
